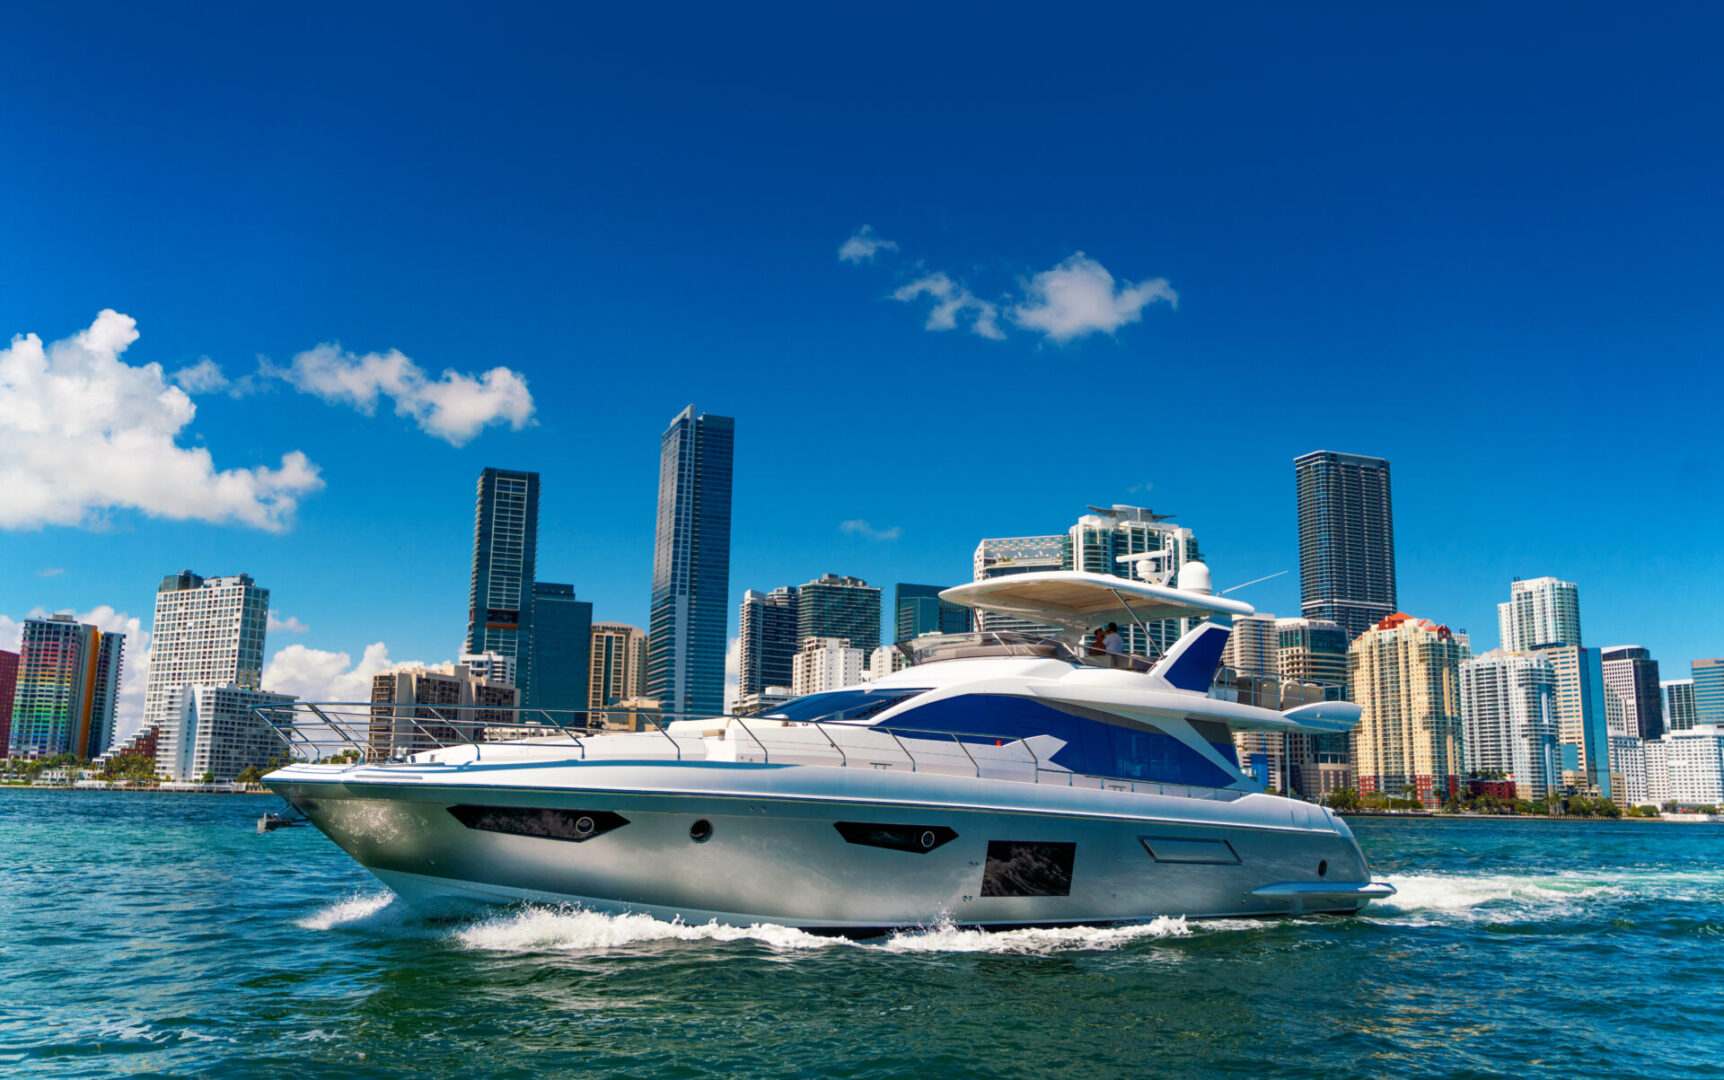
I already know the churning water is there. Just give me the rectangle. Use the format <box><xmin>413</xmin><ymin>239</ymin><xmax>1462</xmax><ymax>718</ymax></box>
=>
<box><xmin>3</xmin><ymin>790</ymin><xmax>1722</xmax><ymax>1078</ymax></box>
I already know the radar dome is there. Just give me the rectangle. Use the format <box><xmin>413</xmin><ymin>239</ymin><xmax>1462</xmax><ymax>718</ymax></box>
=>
<box><xmin>1177</xmin><ymin>561</ymin><xmax>1213</xmax><ymax>595</ymax></box>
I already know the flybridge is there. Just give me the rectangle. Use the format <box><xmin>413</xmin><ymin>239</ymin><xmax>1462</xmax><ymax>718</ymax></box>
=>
<box><xmin>937</xmin><ymin>569</ymin><xmax>1255</xmax><ymax>641</ymax></box>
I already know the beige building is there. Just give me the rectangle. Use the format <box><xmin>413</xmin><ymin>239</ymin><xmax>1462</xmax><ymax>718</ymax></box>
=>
<box><xmin>588</xmin><ymin>623</ymin><xmax>649</xmax><ymax>710</ymax></box>
<box><xmin>369</xmin><ymin>661</ymin><xmax>518</xmax><ymax>759</ymax></box>
<box><xmin>791</xmin><ymin>637</ymin><xmax>864</xmax><ymax>695</ymax></box>
<box><xmin>1349</xmin><ymin>613</ymin><xmax>1465</xmax><ymax>807</ymax></box>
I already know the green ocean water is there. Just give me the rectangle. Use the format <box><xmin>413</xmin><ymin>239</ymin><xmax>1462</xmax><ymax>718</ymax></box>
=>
<box><xmin>3</xmin><ymin>788</ymin><xmax>1722</xmax><ymax>1079</ymax></box>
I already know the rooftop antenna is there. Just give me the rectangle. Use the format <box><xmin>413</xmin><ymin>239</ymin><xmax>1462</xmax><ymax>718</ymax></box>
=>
<box><xmin>1221</xmin><ymin>570</ymin><xmax>1289</xmax><ymax>595</ymax></box>
<box><xmin>1115</xmin><ymin>550</ymin><xmax>1173</xmax><ymax>585</ymax></box>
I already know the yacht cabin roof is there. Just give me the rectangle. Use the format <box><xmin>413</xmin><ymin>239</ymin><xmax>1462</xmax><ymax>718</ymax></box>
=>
<box><xmin>939</xmin><ymin>571</ymin><xmax>1254</xmax><ymax>635</ymax></box>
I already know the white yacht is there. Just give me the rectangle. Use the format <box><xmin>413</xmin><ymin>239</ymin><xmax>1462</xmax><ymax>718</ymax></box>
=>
<box><xmin>263</xmin><ymin>565</ymin><xmax>1392</xmax><ymax>931</ymax></box>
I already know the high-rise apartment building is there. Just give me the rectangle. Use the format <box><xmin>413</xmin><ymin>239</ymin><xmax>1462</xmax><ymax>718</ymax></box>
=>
<box><xmin>1349</xmin><ymin>613</ymin><xmax>1464</xmax><ymax>807</ymax></box>
<box><xmin>1460</xmin><ymin>650</ymin><xmax>1562</xmax><ymax>800</ymax></box>
<box><xmin>1663</xmin><ymin>725</ymin><xmax>1724</xmax><ymax>806</ymax></box>
<box><xmin>1602</xmin><ymin>646</ymin><xmax>1664</xmax><ymax>740</ymax></box>
<box><xmin>0</xmin><ymin>649</ymin><xmax>17</xmax><ymax>757</ymax></box>
<box><xmin>894</xmin><ymin>584</ymin><xmax>970</xmax><ymax>643</ymax></box>
<box><xmin>7</xmin><ymin>616</ymin><xmax>124</xmax><ymax>758</ymax></box>
<box><xmin>459</xmin><ymin>652</ymin><xmax>516</xmax><ymax>689</ymax></box>
<box><xmin>464</xmin><ymin>468</ymin><xmax>540</xmax><ymax>703</ymax></box>
<box><xmin>368</xmin><ymin>661</ymin><xmax>519</xmax><ymax>759</ymax></box>
<box><xmin>1223</xmin><ymin>613</ymin><xmax>1280</xmax><ymax>678</ymax></box>
<box><xmin>1539</xmin><ymin>645</ymin><xmax>1613</xmax><ymax>797</ymax></box>
<box><xmin>797</xmin><ymin>574</ymin><xmax>881</xmax><ymax>657</ymax></box>
<box><xmin>647</xmin><ymin>405</ymin><xmax>735</xmax><ymax>717</ymax></box>
<box><xmin>159</xmin><ymin>683</ymin><xmax>297</xmax><ymax>781</ymax></box>
<box><xmin>527</xmin><ymin>582</ymin><xmax>591</xmax><ymax>712</ymax></box>
<box><xmin>972</xmin><ymin>535</ymin><xmax>1066</xmax><ymax>635</ymax></box>
<box><xmin>588</xmin><ymin>623</ymin><xmax>648</xmax><ymax>710</ymax></box>
<box><xmin>1068</xmin><ymin>505</ymin><xmax>1202</xmax><ymax>657</ymax></box>
<box><xmin>1295</xmin><ymin>451</ymin><xmax>1396</xmax><ymax>641</ymax></box>
<box><xmin>1664</xmin><ymin>680</ymin><xmax>1699</xmax><ymax>732</ymax></box>
<box><xmin>790</xmin><ymin>638</ymin><xmax>864</xmax><ymax>696</ymax></box>
<box><xmin>144</xmin><ymin>571</ymin><xmax>268</xmax><ymax>729</ymax></box>
<box><xmin>1694</xmin><ymin>659</ymin><xmax>1724</xmax><ymax>725</ymax></box>
<box><xmin>739</xmin><ymin>587</ymin><xmax>800</xmax><ymax>697</ymax></box>
<box><xmin>1276</xmin><ymin>616</ymin><xmax>1352</xmax><ymax>795</ymax></box>
<box><xmin>1497</xmin><ymin>577</ymin><xmax>1582</xmax><ymax>652</ymax></box>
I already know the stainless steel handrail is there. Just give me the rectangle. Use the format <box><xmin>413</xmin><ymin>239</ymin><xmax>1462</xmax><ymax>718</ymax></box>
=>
<box><xmin>254</xmin><ymin>701</ymin><xmax>1244</xmax><ymax>800</ymax></box>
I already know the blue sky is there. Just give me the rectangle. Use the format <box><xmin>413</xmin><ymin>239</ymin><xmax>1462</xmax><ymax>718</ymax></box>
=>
<box><xmin>2</xmin><ymin>3</ymin><xmax>1721</xmax><ymax>730</ymax></box>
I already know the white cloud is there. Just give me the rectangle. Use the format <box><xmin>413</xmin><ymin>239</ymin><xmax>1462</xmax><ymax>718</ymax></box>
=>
<box><xmin>267</xmin><ymin>610</ymin><xmax>309</xmax><ymax>634</ymax></box>
<box><xmin>840</xmin><ymin>519</ymin><xmax>903</xmax><ymax>542</ymax></box>
<box><xmin>0</xmin><ymin>310</ymin><xmax>324</xmax><ymax>531</ymax></box>
<box><xmin>724</xmin><ymin>635</ymin><xmax>740</xmax><ymax>712</ymax></box>
<box><xmin>171</xmin><ymin>356</ymin><xmax>230</xmax><ymax>394</ymax></box>
<box><xmin>838</xmin><ymin>225</ymin><xmax>899</xmax><ymax>264</ymax></box>
<box><xmin>262</xmin><ymin>642</ymin><xmax>400</xmax><ymax>703</ymax></box>
<box><xmin>279</xmin><ymin>344</ymin><xmax>535</xmax><ymax>446</ymax></box>
<box><xmin>1011</xmin><ymin>253</ymin><xmax>1177</xmax><ymax>342</ymax></box>
<box><xmin>891</xmin><ymin>274</ymin><xmax>1005</xmax><ymax>340</ymax></box>
<box><xmin>37</xmin><ymin>567</ymin><xmax>64</xmax><ymax>577</ymax></box>
<box><xmin>0</xmin><ymin>615</ymin><xmax>20</xmax><ymax>652</ymax></box>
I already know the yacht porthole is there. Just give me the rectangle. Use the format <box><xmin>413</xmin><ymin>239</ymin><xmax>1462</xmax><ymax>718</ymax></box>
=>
<box><xmin>920</xmin><ymin>830</ymin><xmax>937</xmax><ymax>850</ymax></box>
<box><xmin>574</xmin><ymin>815</ymin><xmax>596</xmax><ymax>837</ymax></box>
<box><xmin>1318</xmin><ymin>860</ymin><xmax>1328</xmax><ymax>877</ymax></box>
<box><xmin>690</xmin><ymin>819</ymin><xmax>714</xmax><ymax>843</ymax></box>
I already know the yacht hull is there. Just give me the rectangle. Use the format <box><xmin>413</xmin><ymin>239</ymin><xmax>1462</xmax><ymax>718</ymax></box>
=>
<box><xmin>267</xmin><ymin>762</ymin><xmax>1383</xmax><ymax>930</ymax></box>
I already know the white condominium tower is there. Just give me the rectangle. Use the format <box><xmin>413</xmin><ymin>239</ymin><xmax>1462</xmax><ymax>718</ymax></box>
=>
<box><xmin>143</xmin><ymin>571</ymin><xmax>269</xmax><ymax>732</ymax></box>
<box><xmin>1460</xmin><ymin>649</ymin><xmax>1562</xmax><ymax>800</ymax></box>
<box><xmin>1498</xmin><ymin>577</ymin><xmax>1582</xmax><ymax>652</ymax></box>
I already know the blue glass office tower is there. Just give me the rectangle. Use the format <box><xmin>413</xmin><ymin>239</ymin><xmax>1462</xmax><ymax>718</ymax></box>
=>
<box><xmin>739</xmin><ymin>587</ymin><xmax>799</xmax><ymax>696</ymax></box>
<box><xmin>894</xmin><ymin>584</ymin><xmax>971</xmax><ymax>643</ymax></box>
<box><xmin>648</xmin><ymin>406</ymin><xmax>734</xmax><ymax>716</ymax></box>
<box><xmin>1295</xmin><ymin>451</ymin><xmax>1397</xmax><ymax>641</ymax></box>
<box><xmin>529</xmin><ymin>582</ymin><xmax>592</xmax><ymax>713</ymax></box>
<box><xmin>465</xmin><ymin>468</ymin><xmax>540</xmax><ymax>702</ymax></box>
<box><xmin>797</xmin><ymin>574</ymin><xmax>881</xmax><ymax>655</ymax></box>
<box><xmin>1695</xmin><ymin>658</ymin><xmax>1724</xmax><ymax>726</ymax></box>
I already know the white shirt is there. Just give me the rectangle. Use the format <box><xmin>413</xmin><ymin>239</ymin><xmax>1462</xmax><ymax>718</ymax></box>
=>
<box><xmin>1103</xmin><ymin>632</ymin><xmax>1123</xmax><ymax>654</ymax></box>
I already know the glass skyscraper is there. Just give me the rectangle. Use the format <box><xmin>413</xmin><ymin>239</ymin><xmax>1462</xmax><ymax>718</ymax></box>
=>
<box><xmin>1601</xmin><ymin>645</ymin><xmax>1664</xmax><ymax>740</ymax></box>
<box><xmin>528</xmin><ymin>582</ymin><xmax>592</xmax><ymax>712</ymax></box>
<box><xmin>1295</xmin><ymin>450</ymin><xmax>1397</xmax><ymax>641</ymax></box>
<box><xmin>796</xmin><ymin>574</ymin><xmax>881</xmax><ymax>656</ymax></box>
<box><xmin>894</xmin><ymin>584</ymin><xmax>971</xmax><ymax>643</ymax></box>
<box><xmin>464</xmin><ymin>468</ymin><xmax>540</xmax><ymax>704</ymax></box>
<box><xmin>8</xmin><ymin>615</ymin><xmax>124</xmax><ymax>759</ymax></box>
<box><xmin>648</xmin><ymin>406</ymin><xmax>734</xmax><ymax>716</ymax></box>
<box><xmin>739</xmin><ymin>587</ymin><xmax>799</xmax><ymax>696</ymax></box>
<box><xmin>1695</xmin><ymin>658</ymin><xmax>1724</xmax><ymax>726</ymax></box>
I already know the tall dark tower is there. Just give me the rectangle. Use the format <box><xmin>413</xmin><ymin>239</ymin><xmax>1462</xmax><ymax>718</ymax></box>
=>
<box><xmin>647</xmin><ymin>406</ymin><xmax>735</xmax><ymax>716</ymax></box>
<box><xmin>1295</xmin><ymin>450</ymin><xmax>1397</xmax><ymax>641</ymax></box>
<box><xmin>465</xmin><ymin>468</ymin><xmax>540</xmax><ymax>698</ymax></box>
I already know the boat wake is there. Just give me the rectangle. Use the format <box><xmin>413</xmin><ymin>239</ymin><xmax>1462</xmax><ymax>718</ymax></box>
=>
<box><xmin>1371</xmin><ymin>867</ymin><xmax>1724</xmax><ymax>926</ymax></box>
<box><xmin>297</xmin><ymin>894</ymin><xmax>1194</xmax><ymax>955</ymax></box>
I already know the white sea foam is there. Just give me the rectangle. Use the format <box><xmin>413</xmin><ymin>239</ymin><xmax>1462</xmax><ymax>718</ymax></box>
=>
<box><xmin>451</xmin><ymin>905</ymin><xmax>843</xmax><ymax>953</ymax></box>
<box><xmin>878</xmin><ymin>915</ymin><xmax>1191</xmax><ymax>954</ymax></box>
<box><xmin>1364</xmin><ymin>869</ymin><xmax>1707</xmax><ymax>925</ymax></box>
<box><xmin>296</xmin><ymin>891</ymin><xmax>409</xmax><ymax>931</ymax></box>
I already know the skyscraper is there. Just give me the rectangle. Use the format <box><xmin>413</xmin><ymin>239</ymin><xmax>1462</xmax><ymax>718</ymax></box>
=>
<box><xmin>796</xmin><ymin>574</ymin><xmax>881</xmax><ymax>657</ymax></box>
<box><xmin>1497</xmin><ymin>577</ymin><xmax>1582</xmax><ymax>652</ymax></box>
<box><xmin>1663</xmin><ymin>680</ymin><xmax>1699</xmax><ymax>732</ymax></box>
<box><xmin>1601</xmin><ymin>646</ymin><xmax>1664</xmax><ymax>740</ymax></box>
<box><xmin>527</xmin><ymin>582</ymin><xmax>591</xmax><ymax>712</ymax></box>
<box><xmin>0</xmin><ymin>649</ymin><xmax>18</xmax><ymax>757</ymax></box>
<box><xmin>790</xmin><ymin>637</ymin><xmax>864</xmax><ymax>695</ymax></box>
<box><xmin>144</xmin><ymin>571</ymin><xmax>269</xmax><ymax>729</ymax></box>
<box><xmin>739</xmin><ymin>587</ymin><xmax>799</xmax><ymax>697</ymax></box>
<box><xmin>1067</xmin><ymin>505</ymin><xmax>1202</xmax><ymax>656</ymax></box>
<box><xmin>588</xmin><ymin>623</ymin><xmax>648</xmax><ymax>709</ymax></box>
<box><xmin>145</xmin><ymin>571</ymin><xmax>274</xmax><ymax>778</ymax></box>
<box><xmin>894</xmin><ymin>584</ymin><xmax>970</xmax><ymax>643</ymax></box>
<box><xmin>1694</xmin><ymin>658</ymin><xmax>1724</xmax><ymax>725</ymax></box>
<box><xmin>648</xmin><ymin>405</ymin><xmax>735</xmax><ymax>716</ymax></box>
<box><xmin>1277</xmin><ymin>617</ymin><xmax>1352</xmax><ymax>798</ymax></box>
<box><xmin>7</xmin><ymin>615</ymin><xmax>123</xmax><ymax>758</ymax></box>
<box><xmin>1460</xmin><ymin>650</ymin><xmax>1562</xmax><ymax>800</ymax></box>
<box><xmin>1349</xmin><ymin>612</ymin><xmax>1464</xmax><ymax>807</ymax></box>
<box><xmin>1222</xmin><ymin>613</ymin><xmax>1280</xmax><ymax>678</ymax></box>
<box><xmin>464</xmin><ymin>468</ymin><xmax>540</xmax><ymax>702</ymax></box>
<box><xmin>1295</xmin><ymin>451</ymin><xmax>1396</xmax><ymax>641</ymax></box>
<box><xmin>368</xmin><ymin>661</ymin><xmax>518</xmax><ymax>760</ymax></box>
<box><xmin>971</xmin><ymin>535</ymin><xmax>1066</xmax><ymax>635</ymax></box>
<box><xmin>1540</xmin><ymin>645</ymin><xmax>1613</xmax><ymax>797</ymax></box>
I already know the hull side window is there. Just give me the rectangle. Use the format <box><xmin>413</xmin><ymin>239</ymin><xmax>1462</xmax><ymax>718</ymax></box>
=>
<box><xmin>981</xmin><ymin>840</ymin><xmax>1076</xmax><ymax>897</ymax></box>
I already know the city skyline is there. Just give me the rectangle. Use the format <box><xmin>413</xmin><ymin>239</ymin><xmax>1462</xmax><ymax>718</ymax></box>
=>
<box><xmin>3</xmin><ymin>7</ymin><xmax>1722</xmax><ymax>737</ymax></box>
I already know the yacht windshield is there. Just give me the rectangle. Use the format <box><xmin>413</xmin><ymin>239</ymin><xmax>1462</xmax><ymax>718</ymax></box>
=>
<box><xmin>750</xmin><ymin>688</ymin><xmax>928</xmax><ymax>724</ymax></box>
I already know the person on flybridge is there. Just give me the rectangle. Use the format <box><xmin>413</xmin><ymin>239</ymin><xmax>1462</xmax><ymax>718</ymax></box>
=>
<box><xmin>1103</xmin><ymin>623</ymin><xmax>1124</xmax><ymax>654</ymax></box>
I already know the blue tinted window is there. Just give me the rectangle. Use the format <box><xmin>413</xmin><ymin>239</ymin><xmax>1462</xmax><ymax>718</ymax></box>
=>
<box><xmin>753</xmin><ymin>688</ymin><xmax>928</xmax><ymax>724</ymax></box>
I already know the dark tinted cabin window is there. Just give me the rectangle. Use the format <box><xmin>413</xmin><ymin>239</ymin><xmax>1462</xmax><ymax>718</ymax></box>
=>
<box><xmin>981</xmin><ymin>841</ymin><xmax>1076</xmax><ymax>897</ymax></box>
<box><xmin>751</xmin><ymin>688</ymin><xmax>928</xmax><ymax>724</ymax></box>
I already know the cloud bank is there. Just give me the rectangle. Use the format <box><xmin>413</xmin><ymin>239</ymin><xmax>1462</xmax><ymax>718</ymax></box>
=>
<box><xmin>275</xmin><ymin>344</ymin><xmax>535</xmax><ymax>447</ymax></box>
<box><xmin>262</xmin><ymin>642</ymin><xmax>400</xmax><ymax>703</ymax></box>
<box><xmin>0</xmin><ymin>311</ymin><xmax>323</xmax><ymax>531</ymax></box>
